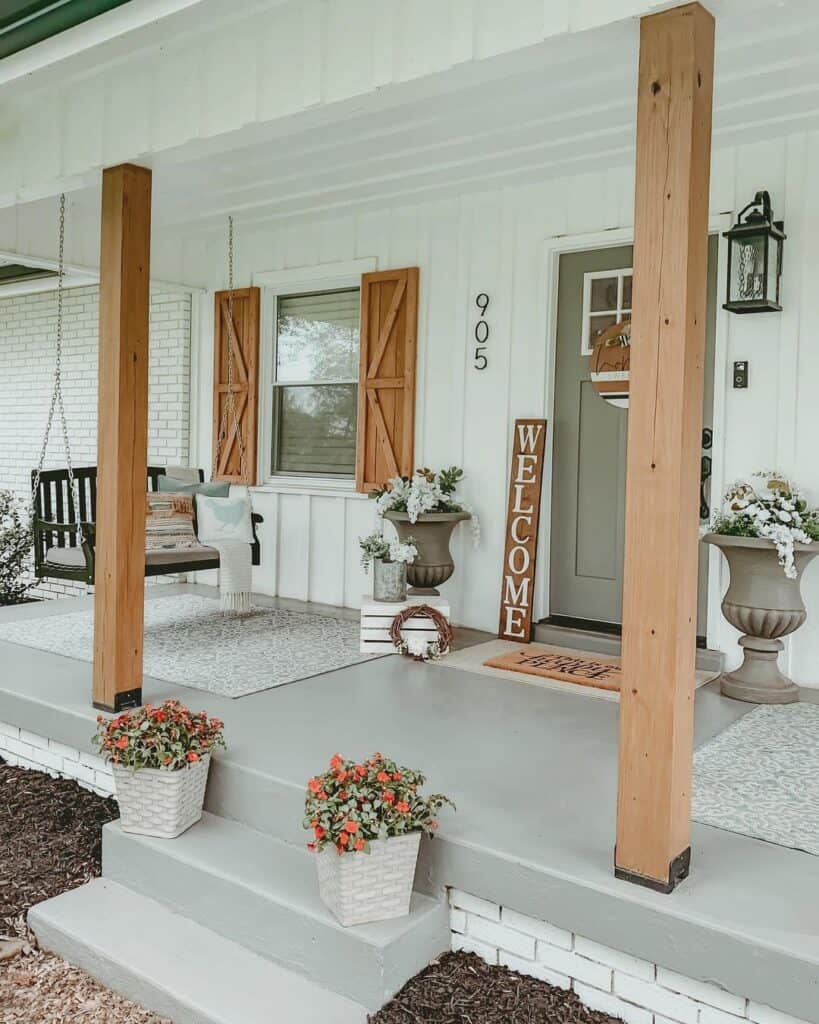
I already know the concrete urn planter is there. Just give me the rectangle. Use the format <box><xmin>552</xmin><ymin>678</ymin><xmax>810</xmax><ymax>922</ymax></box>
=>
<box><xmin>704</xmin><ymin>533</ymin><xmax>818</xmax><ymax>704</ymax></box>
<box><xmin>384</xmin><ymin>511</ymin><xmax>470</xmax><ymax>595</ymax></box>
<box><xmin>112</xmin><ymin>754</ymin><xmax>210</xmax><ymax>839</ymax></box>
<box><xmin>315</xmin><ymin>832</ymin><xmax>421</xmax><ymax>927</ymax></box>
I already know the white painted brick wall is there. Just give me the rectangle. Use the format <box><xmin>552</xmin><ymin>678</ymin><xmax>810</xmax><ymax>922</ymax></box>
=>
<box><xmin>0</xmin><ymin>285</ymin><xmax>192</xmax><ymax>600</ymax></box>
<box><xmin>0</xmin><ymin>719</ymin><xmax>114</xmax><ymax>797</ymax></box>
<box><xmin>449</xmin><ymin>890</ymin><xmax>811</xmax><ymax>1024</ymax></box>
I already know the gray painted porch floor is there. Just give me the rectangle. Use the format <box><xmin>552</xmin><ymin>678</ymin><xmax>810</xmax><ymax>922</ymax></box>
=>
<box><xmin>2</xmin><ymin>584</ymin><xmax>819</xmax><ymax>1022</ymax></box>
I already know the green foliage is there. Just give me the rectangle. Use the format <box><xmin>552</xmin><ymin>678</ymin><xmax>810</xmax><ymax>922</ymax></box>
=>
<box><xmin>0</xmin><ymin>490</ymin><xmax>31</xmax><ymax>606</ymax></box>
<box><xmin>359</xmin><ymin>531</ymin><xmax>390</xmax><ymax>571</ymax></box>
<box><xmin>710</xmin><ymin>513</ymin><xmax>759</xmax><ymax>538</ymax></box>
<box><xmin>304</xmin><ymin>752</ymin><xmax>454</xmax><ymax>855</ymax></box>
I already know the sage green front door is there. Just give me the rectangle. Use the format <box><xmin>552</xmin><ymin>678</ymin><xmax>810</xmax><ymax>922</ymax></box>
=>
<box><xmin>549</xmin><ymin>237</ymin><xmax>717</xmax><ymax>632</ymax></box>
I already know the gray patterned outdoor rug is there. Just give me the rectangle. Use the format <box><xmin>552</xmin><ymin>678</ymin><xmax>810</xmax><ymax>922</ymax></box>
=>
<box><xmin>0</xmin><ymin>595</ymin><xmax>380</xmax><ymax>698</ymax></box>
<box><xmin>692</xmin><ymin>704</ymin><xmax>819</xmax><ymax>856</ymax></box>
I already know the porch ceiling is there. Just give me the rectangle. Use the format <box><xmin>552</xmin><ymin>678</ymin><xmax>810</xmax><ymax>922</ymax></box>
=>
<box><xmin>42</xmin><ymin>0</ymin><xmax>819</xmax><ymax>240</ymax></box>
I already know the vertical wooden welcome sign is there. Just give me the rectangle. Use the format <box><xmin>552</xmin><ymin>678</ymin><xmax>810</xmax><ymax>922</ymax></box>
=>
<box><xmin>498</xmin><ymin>419</ymin><xmax>548</xmax><ymax>642</ymax></box>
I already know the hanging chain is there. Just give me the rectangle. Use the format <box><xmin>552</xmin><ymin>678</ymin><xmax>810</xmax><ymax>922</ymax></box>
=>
<box><xmin>31</xmin><ymin>194</ymin><xmax>84</xmax><ymax>546</ymax></box>
<box><xmin>213</xmin><ymin>216</ymin><xmax>249</xmax><ymax>483</ymax></box>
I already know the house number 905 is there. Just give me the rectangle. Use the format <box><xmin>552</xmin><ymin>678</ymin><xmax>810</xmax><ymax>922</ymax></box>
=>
<box><xmin>474</xmin><ymin>293</ymin><xmax>489</xmax><ymax>370</ymax></box>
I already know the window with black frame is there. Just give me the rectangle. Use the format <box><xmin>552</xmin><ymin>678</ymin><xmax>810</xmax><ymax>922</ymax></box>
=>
<box><xmin>271</xmin><ymin>288</ymin><xmax>361</xmax><ymax>477</ymax></box>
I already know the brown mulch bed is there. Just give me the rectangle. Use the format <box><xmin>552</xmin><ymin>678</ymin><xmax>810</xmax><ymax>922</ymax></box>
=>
<box><xmin>0</xmin><ymin>758</ymin><xmax>119</xmax><ymax>922</ymax></box>
<box><xmin>370</xmin><ymin>952</ymin><xmax>620</xmax><ymax>1024</ymax></box>
<box><xmin>0</xmin><ymin>757</ymin><xmax>170</xmax><ymax>1024</ymax></box>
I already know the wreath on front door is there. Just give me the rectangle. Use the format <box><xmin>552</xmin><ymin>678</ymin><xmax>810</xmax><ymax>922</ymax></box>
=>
<box><xmin>390</xmin><ymin>604</ymin><xmax>453</xmax><ymax>662</ymax></box>
<box><xmin>590</xmin><ymin>318</ymin><xmax>630</xmax><ymax>409</ymax></box>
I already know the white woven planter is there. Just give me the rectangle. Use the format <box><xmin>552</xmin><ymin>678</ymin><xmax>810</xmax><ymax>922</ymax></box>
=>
<box><xmin>316</xmin><ymin>832</ymin><xmax>421</xmax><ymax>927</ymax></box>
<box><xmin>112</xmin><ymin>754</ymin><xmax>210</xmax><ymax>839</ymax></box>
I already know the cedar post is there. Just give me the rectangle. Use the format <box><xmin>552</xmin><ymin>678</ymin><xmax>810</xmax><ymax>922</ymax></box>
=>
<box><xmin>615</xmin><ymin>4</ymin><xmax>714</xmax><ymax>892</ymax></box>
<box><xmin>92</xmin><ymin>164</ymin><xmax>152</xmax><ymax>712</ymax></box>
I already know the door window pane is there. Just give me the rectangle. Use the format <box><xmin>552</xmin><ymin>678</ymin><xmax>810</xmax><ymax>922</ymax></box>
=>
<box><xmin>588</xmin><ymin>314</ymin><xmax>617</xmax><ymax>350</ymax></box>
<box><xmin>590</xmin><ymin>277</ymin><xmax>618</xmax><ymax>312</ymax></box>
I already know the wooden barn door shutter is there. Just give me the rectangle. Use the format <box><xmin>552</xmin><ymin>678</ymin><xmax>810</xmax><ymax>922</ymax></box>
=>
<box><xmin>356</xmin><ymin>268</ymin><xmax>418</xmax><ymax>492</ymax></box>
<box><xmin>212</xmin><ymin>286</ymin><xmax>260</xmax><ymax>485</ymax></box>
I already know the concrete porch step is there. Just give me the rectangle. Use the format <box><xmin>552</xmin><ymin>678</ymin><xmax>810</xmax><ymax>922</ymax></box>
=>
<box><xmin>29</xmin><ymin>878</ymin><xmax>368</xmax><ymax>1024</ymax></box>
<box><xmin>102</xmin><ymin>813</ymin><xmax>449</xmax><ymax>1011</ymax></box>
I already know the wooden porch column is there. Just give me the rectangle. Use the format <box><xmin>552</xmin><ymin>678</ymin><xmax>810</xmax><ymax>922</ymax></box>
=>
<box><xmin>93</xmin><ymin>164</ymin><xmax>152</xmax><ymax>712</ymax></box>
<box><xmin>615</xmin><ymin>3</ymin><xmax>714</xmax><ymax>893</ymax></box>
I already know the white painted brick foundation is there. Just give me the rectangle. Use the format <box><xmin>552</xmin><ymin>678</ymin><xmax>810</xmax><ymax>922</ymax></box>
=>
<box><xmin>0</xmin><ymin>719</ymin><xmax>114</xmax><ymax>797</ymax></box>
<box><xmin>0</xmin><ymin>285</ymin><xmax>192</xmax><ymax>600</ymax></box>
<box><xmin>449</xmin><ymin>890</ymin><xmax>809</xmax><ymax>1024</ymax></box>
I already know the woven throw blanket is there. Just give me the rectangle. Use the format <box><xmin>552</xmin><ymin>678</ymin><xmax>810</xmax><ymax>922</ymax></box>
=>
<box><xmin>212</xmin><ymin>540</ymin><xmax>252</xmax><ymax>615</ymax></box>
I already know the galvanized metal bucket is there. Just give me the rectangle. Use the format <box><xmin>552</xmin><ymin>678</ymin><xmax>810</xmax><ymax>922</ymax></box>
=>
<box><xmin>373</xmin><ymin>558</ymin><xmax>407</xmax><ymax>602</ymax></box>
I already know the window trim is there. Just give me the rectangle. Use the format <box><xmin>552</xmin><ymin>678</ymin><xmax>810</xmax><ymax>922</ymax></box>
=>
<box><xmin>254</xmin><ymin>258</ymin><xmax>376</xmax><ymax>488</ymax></box>
<box><xmin>580</xmin><ymin>266</ymin><xmax>632</xmax><ymax>356</ymax></box>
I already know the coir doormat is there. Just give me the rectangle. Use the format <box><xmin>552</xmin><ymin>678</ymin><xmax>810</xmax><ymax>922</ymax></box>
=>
<box><xmin>483</xmin><ymin>646</ymin><xmax>622</xmax><ymax>691</ymax></box>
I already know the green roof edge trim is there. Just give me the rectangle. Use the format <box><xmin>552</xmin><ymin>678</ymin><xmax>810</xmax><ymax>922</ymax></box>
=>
<box><xmin>0</xmin><ymin>0</ymin><xmax>133</xmax><ymax>61</ymax></box>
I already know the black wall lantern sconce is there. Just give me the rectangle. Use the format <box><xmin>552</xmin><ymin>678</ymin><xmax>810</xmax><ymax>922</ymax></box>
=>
<box><xmin>723</xmin><ymin>190</ymin><xmax>786</xmax><ymax>314</ymax></box>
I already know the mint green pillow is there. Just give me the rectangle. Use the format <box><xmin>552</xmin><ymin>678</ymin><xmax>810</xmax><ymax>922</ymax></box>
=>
<box><xmin>158</xmin><ymin>475</ymin><xmax>230</xmax><ymax>498</ymax></box>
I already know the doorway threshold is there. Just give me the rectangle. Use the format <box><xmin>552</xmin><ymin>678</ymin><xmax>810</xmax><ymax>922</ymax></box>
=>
<box><xmin>534</xmin><ymin>618</ymin><xmax>723</xmax><ymax>674</ymax></box>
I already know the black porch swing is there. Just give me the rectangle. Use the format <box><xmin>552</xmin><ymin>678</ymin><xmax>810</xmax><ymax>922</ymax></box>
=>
<box><xmin>30</xmin><ymin>203</ymin><xmax>261</xmax><ymax>586</ymax></box>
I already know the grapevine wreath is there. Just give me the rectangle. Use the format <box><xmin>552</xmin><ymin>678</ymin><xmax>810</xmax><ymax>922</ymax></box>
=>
<box><xmin>390</xmin><ymin>604</ymin><xmax>453</xmax><ymax>661</ymax></box>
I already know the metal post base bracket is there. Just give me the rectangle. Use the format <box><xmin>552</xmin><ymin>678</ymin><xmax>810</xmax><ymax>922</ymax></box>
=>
<box><xmin>614</xmin><ymin>847</ymin><xmax>691</xmax><ymax>895</ymax></box>
<box><xmin>93</xmin><ymin>688</ymin><xmax>142</xmax><ymax>715</ymax></box>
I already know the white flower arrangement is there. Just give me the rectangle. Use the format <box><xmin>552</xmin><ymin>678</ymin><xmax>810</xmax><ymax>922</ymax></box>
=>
<box><xmin>711</xmin><ymin>471</ymin><xmax>819</xmax><ymax>579</ymax></box>
<box><xmin>399</xmin><ymin>635</ymin><xmax>443</xmax><ymax>661</ymax></box>
<box><xmin>371</xmin><ymin>467</ymin><xmax>480</xmax><ymax>546</ymax></box>
<box><xmin>359</xmin><ymin>530</ymin><xmax>417</xmax><ymax>572</ymax></box>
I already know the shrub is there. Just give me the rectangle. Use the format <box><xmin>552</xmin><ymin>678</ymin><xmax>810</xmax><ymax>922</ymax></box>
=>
<box><xmin>93</xmin><ymin>699</ymin><xmax>225</xmax><ymax>771</ymax></box>
<box><xmin>304</xmin><ymin>752</ymin><xmax>454</xmax><ymax>855</ymax></box>
<box><xmin>0</xmin><ymin>490</ymin><xmax>31</xmax><ymax>606</ymax></box>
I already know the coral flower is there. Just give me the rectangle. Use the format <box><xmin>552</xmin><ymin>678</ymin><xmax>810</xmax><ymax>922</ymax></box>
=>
<box><xmin>308</xmin><ymin>777</ymin><xmax>322</xmax><ymax>794</ymax></box>
<box><xmin>115</xmin><ymin>736</ymin><xmax>128</xmax><ymax>750</ymax></box>
<box><xmin>186</xmin><ymin>751</ymin><xmax>200</xmax><ymax>763</ymax></box>
<box><xmin>344</xmin><ymin>820</ymin><xmax>359</xmax><ymax>834</ymax></box>
<box><xmin>338</xmin><ymin>832</ymin><xmax>349</xmax><ymax>845</ymax></box>
<box><xmin>330</xmin><ymin>753</ymin><xmax>343</xmax><ymax>770</ymax></box>
<box><xmin>314</xmin><ymin>825</ymin><xmax>325</xmax><ymax>839</ymax></box>
<box><xmin>354</xmin><ymin>838</ymin><xmax>366</xmax><ymax>852</ymax></box>
<box><xmin>376</xmin><ymin>771</ymin><xmax>389</xmax><ymax>783</ymax></box>
<box><xmin>383</xmin><ymin>790</ymin><xmax>395</xmax><ymax>803</ymax></box>
<box><xmin>396</xmin><ymin>801</ymin><xmax>410</xmax><ymax>814</ymax></box>
<box><xmin>307</xmin><ymin>843</ymin><xmax>316</xmax><ymax>852</ymax></box>
<box><xmin>392</xmin><ymin>773</ymin><xmax>401</xmax><ymax>782</ymax></box>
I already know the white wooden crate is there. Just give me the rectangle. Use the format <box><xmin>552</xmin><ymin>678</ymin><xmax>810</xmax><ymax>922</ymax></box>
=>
<box><xmin>360</xmin><ymin>595</ymin><xmax>451</xmax><ymax>654</ymax></box>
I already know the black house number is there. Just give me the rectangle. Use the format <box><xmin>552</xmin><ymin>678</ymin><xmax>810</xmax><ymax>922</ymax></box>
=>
<box><xmin>474</xmin><ymin>293</ymin><xmax>489</xmax><ymax>370</ymax></box>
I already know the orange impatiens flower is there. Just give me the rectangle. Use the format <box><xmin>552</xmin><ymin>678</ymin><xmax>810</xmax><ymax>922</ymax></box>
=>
<box><xmin>115</xmin><ymin>736</ymin><xmax>128</xmax><ymax>750</ymax></box>
<box><xmin>303</xmin><ymin>752</ymin><xmax>454</xmax><ymax>854</ymax></box>
<box><xmin>186</xmin><ymin>751</ymin><xmax>200</xmax><ymax>763</ymax></box>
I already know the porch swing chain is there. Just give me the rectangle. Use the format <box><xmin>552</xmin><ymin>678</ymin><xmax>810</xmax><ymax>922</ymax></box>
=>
<box><xmin>213</xmin><ymin>216</ymin><xmax>249</xmax><ymax>484</ymax></box>
<box><xmin>31</xmin><ymin>194</ymin><xmax>84</xmax><ymax>547</ymax></box>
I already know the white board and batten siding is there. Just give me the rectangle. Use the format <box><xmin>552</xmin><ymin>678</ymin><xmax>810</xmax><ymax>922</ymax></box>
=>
<box><xmin>186</xmin><ymin>130</ymin><xmax>819</xmax><ymax>688</ymax></box>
